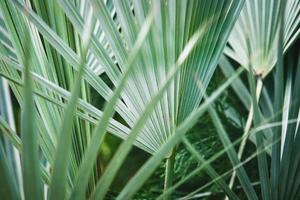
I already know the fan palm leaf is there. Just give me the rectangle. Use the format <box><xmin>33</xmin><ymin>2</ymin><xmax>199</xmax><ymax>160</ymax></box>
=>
<box><xmin>59</xmin><ymin>0</ymin><xmax>244</xmax><ymax>154</ymax></box>
<box><xmin>225</xmin><ymin>0</ymin><xmax>300</xmax><ymax>77</ymax></box>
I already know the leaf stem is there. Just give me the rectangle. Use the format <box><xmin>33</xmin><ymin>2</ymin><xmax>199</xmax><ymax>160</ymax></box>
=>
<box><xmin>164</xmin><ymin>148</ymin><xmax>176</xmax><ymax>200</ymax></box>
<box><xmin>225</xmin><ymin>78</ymin><xmax>263</xmax><ymax>200</ymax></box>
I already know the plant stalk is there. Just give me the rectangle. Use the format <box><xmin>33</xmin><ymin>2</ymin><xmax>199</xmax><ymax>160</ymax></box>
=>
<box><xmin>225</xmin><ymin>78</ymin><xmax>263</xmax><ymax>200</ymax></box>
<box><xmin>164</xmin><ymin>148</ymin><xmax>176</xmax><ymax>200</ymax></box>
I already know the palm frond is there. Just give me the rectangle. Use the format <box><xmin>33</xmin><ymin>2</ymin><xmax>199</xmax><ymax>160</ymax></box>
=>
<box><xmin>225</xmin><ymin>0</ymin><xmax>300</xmax><ymax>77</ymax></box>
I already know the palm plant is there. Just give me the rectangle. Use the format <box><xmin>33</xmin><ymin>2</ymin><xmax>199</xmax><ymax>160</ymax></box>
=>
<box><xmin>218</xmin><ymin>1</ymin><xmax>300</xmax><ymax>199</ymax></box>
<box><xmin>0</xmin><ymin>0</ymin><xmax>300</xmax><ymax>200</ymax></box>
<box><xmin>0</xmin><ymin>0</ymin><xmax>245</xmax><ymax>199</ymax></box>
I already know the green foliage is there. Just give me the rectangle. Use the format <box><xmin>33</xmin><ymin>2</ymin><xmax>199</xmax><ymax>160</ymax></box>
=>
<box><xmin>0</xmin><ymin>0</ymin><xmax>300</xmax><ymax>200</ymax></box>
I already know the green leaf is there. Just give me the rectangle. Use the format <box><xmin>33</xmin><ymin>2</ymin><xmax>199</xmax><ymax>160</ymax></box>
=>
<box><xmin>271</xmin><ymin>2</ymin><xmax>285</xmax><ymax>199</ymax></box>
<box><xmin>20</xmin><ymin>31</ymin><xmax>43</xmax><ymax>200</ymax></box>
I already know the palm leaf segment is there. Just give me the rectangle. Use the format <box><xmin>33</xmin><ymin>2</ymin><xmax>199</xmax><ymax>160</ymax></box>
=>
<box><xmin>225</xmin><ymin>0</ymin><xmax>300</xmax><ymax>77</ymax></box>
